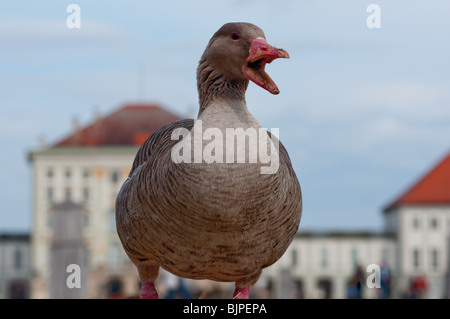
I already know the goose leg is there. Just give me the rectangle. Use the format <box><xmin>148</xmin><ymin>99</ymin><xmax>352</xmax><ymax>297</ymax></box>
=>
<box><xmin>233</xmin><ymin>286</ymin><xmax>250</xmax><ymax>299</ymax></box>
<box><xmin>233</xmin><ymin>270</ymin><xmax>262</xmax><ymax>299</ymax></box>
<box><xmin>141</xmin><ymin>280</ymin><xmax>158</xmax><ymax>299</ymax></box>
<box><xmin>137</xmin><ymin>260</ymin><xmax>160</xmax><ymax>299</ymax></box>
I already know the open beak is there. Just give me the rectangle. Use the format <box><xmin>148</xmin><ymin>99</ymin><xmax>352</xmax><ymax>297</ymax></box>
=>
<box><xmin>244</xmin><ymin>38</ymin><xmax>289</xmax><ymax>95</ymax></box>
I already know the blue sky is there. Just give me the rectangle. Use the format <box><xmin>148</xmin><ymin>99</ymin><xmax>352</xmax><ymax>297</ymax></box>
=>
<box><xmin>1</xmin><ymin>1</ymin><xmax>449</xmax><ymax>232</ymax></box>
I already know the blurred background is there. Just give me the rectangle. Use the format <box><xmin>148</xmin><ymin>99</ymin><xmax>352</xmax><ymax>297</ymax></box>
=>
<box><xmin>0</xmin><ymin>0</ymin><xmax>449</xmax><ymax>298</ymax></box>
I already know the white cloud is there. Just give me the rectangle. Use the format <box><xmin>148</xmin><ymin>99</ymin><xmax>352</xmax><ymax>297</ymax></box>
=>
<box><xmin>0</xmin><ymin>15</ymin><xmax>137</xmax><ymax>66</ymax></box>
<box><xmin>350</xmin><ymin>81</ymin><xmax>445</xmax><ymax>114</ymax></box>
<box><xmin>0</xmin><ymin>16</ymin><xmax>133</xmax><ymax>41</ymax></box>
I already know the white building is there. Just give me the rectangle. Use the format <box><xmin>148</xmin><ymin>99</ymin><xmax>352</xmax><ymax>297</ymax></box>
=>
<box><xmin>264</xmin><ymin>150</ymin><xmax>450</xmax><ymax>299</ymax></box>
<box><xmin>28</xmin><ymin>103</ymin><xmax>181</xmax><ymax>298</ymax></box>
<box><xmin>382</xmin><ymin>151</ymin><xmax>450</xmax><ymax>299</ymax></box>
<box><xmin>263</xmin><ymin>231</ymin><xmax>396</xmax><ymax>299</ymax></box>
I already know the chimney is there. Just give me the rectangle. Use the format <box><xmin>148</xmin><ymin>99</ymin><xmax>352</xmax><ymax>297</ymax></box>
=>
<box><xmin>72</xmin><ymin>116</ymin><xmax>81</xmax><ymax>134</ymax></box>
<box><xmin>71</xmin><ymin>115</ymin><xmax>82</xmax><ymax>144</ymax></box>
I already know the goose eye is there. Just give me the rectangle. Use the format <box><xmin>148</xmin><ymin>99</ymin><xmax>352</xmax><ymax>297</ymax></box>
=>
<box><xmin>230</xmin><ymin>32</ymin><xmax>241</xmax><ymax>40</ymax></box>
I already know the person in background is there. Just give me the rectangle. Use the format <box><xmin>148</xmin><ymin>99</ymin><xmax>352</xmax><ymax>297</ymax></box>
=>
<box><xmin>411</xmin><ymin>275</ymin><xmax>428</xmax><ymax>299</ymax></box>
<box><xmin>163</xmin><ymin>271</ymin><xmax>192</xmax><ymax>299</ymax></box>
<box><xmin>379</xmin><ymin>262</ymin><xmax>391</xmax><ymax>299</ymax></box>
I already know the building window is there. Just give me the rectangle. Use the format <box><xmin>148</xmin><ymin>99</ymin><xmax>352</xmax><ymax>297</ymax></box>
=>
<box><xmin>430</xmin><ymin>218</ymin><xmax>438</xmax><ymax>229</ymax></box>
<box><xmin>65</xmin><ymin>169</ymin><xmax>71</xmax><ymax>179</ymax></box>
<box><xmin>47</xmin><ymin>188</ymin><xmax>54</xmax><ymax>203</ymax></box>
<box><xmin>83</xmin><ymin>211</ymin><xmax>90</xmax><ymax>228</ymax></box>
<box><xmin>431</xmin><ymin>249</ymin><xmax>439</xmax><ymax>270</ymax></box>
<box><xmin>316</xmin><ymin>279</ymin><xmax>332</xmax><ymax>299</ymax></box>
<box><xmin>291</xmin><ymin>249</ymin><xmax>298</xmax><ymax>267</ymax></box>
<box><xmin>13</xmin><ymin>249</ymin><xmax>23</xmax><ymax>269</ymax></box>
<box><xmin>321</xmin><ymin>248</ymin><xmax>328</xmax><ymax>268</ymax></box>
<box><xmin>109</xmin><ymin>243</ymin><xmax>121</xmax><ymax>268</ymax></box>
<box><xmin>47</xmin><ymin>169</ymin><xmax>54</xmax><ymax>179</ymax></box>
<box><xmin>413</xmin><ymin>249</ymin><xmax>420</xmax><ymax>269</ymax></box>
<box><xmin>65</xmin><ymin>188</ymin><xmax>71</xmax><ymax>201</ymax></box>
<box><xmin>351</xmin><ymin>248</ymin><xmax>358</xmax><ymax>266</ymax></box>
<box><xmin>83</xmin><ymin>188</ymin><xmax>89</xmax><ymax>202</ymax></box>
<box><xmin>8</xmin><ymin>280</ymin><xmax>28</xmax><ymax>299</ymax></box>
<box><xmin>83</xmin><ymin>169</ymin><xmax>90</xmax><ymax>179</ymax></box>
<box><xmin>109</xmin><ymin>209</ymin><xmax>116</xmax><ymax>233</ymax></box>
<box><xmin>111</xmin><ymin>171</ymin><xmax>120</xmax><ymax>183</ymax></box>
<box><xmin>412</xmin><ymin>218</ymin><xmax>420</xmax><ymax>230</ymax></box>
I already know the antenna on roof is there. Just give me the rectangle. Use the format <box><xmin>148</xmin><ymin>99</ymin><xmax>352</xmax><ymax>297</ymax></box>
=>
<box><xmin>72</xmin><ymin>115</ymin><xmax>80</xmax><ymax>134</ymax></box>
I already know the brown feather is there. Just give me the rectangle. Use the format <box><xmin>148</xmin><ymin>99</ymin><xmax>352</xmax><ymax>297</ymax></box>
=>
<box><xmin>116</xmin><ymin>22</ymin><xmax>302</xmax><ymax>288</ymax></box>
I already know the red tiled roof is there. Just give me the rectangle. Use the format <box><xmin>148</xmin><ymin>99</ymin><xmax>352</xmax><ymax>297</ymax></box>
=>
<box><xmin>384</xmin><ymin>151</ymin><xmax>450</xmax><ymax>211</ymax></box>
<box><xmin>54</xmin><ymin>103</ymin><xmax>182</xmax><ymax>147</ymax></box>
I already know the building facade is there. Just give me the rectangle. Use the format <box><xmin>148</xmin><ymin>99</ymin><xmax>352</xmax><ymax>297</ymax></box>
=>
<box><xmin>28</xmin><ymin>103</ymin><xmax>181</xmax><ymax>298</ymax></box>
<box><xmin>264</xmin><ymin>150</ymin><xmax>450</xmax><ymax>299</ymax></box>
<box><xmin>27</xmin><ymin>102</ymin><xmax>450</xmax><ymax>298</ymax></box>
<box><xmin>0</xmin><ymin>233</ymin><xmax>31</xmax><ymax>299</ymax></box>
<box><xmin>263</xmin><ymin>232</ymin><xmax>396</xmax><ymax>299</ymax></box>
<box><xmin>383</xmin><ymin>152</ymin><xmax>450</xmax><ymax>299</ymax></box>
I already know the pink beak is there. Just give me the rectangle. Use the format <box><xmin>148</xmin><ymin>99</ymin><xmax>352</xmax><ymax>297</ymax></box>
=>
<box><xmin>244</xmin><ymin>38</ymin><xmax>290</xmax><ymax>94</ymax></box>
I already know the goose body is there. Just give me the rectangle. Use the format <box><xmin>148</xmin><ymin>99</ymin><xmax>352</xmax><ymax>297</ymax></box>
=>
<box><xmin>116</xmin><ymin>22</ymin><xmax>302</xmax><ymax>298</ymax></box>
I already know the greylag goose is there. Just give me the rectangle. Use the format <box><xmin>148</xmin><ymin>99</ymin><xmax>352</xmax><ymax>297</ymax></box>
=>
<box><xmin>116</xmin><ymin>22</ymin><xmax>302</xmax><ymax>299</ymax></box>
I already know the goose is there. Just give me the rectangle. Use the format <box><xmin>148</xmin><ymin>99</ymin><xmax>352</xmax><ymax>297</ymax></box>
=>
<box><xmin>116</xmin><ymin>22</ymin><xmax>302</xmax><ymax>299</ymax></box>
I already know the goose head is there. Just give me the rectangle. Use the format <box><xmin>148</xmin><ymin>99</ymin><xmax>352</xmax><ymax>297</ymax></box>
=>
<box><xmin>198</xmin><ymin>22</ymin><xmax>290</xmax><ymax>98</ymax></box>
